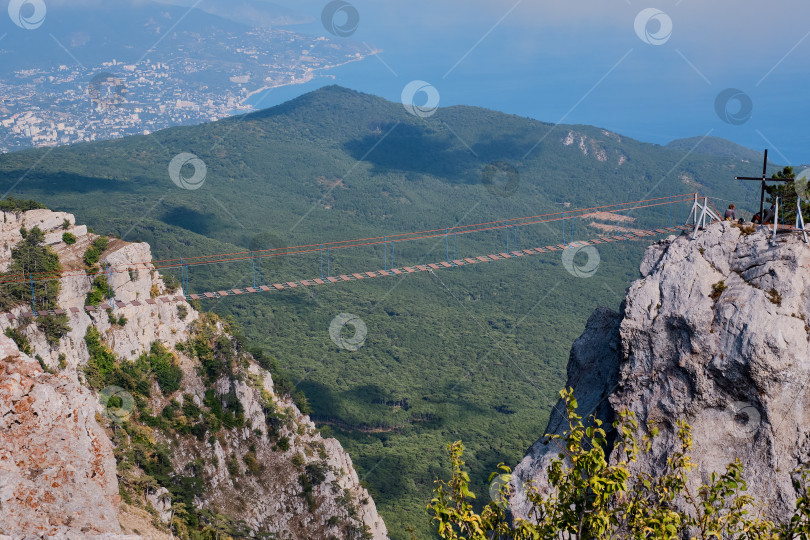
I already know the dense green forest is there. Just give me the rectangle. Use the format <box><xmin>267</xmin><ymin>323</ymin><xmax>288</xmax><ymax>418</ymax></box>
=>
<box><xmin>0</xmin><ymin>86</ymin><xmax>773</xmax><ymax>538</ymax></box>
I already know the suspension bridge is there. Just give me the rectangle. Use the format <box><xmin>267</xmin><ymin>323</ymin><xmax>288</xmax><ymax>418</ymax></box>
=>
<box><xmin>2</xmin><ymin>193</ymin><xmax>719</xmax><ymax>320</ymax></box>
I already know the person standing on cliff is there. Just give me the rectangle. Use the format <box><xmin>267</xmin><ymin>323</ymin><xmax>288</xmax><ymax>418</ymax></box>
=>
<box><xmin>724</xmin><ymin>204</ymin><xmax>736</xmax><ymax>221</ymax></box>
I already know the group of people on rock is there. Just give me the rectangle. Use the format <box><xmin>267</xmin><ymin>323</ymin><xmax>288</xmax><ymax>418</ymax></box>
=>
<box><xmin>723</xmin><ymin>203</ymin><xmax>778</xmax><ymax>225</ymax></box>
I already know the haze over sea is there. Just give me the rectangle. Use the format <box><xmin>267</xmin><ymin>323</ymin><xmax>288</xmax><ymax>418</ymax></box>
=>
<box><xmin>235</xmin><ymin>0</ymin><xmax>810</xmax><ymax>166</ymax></box>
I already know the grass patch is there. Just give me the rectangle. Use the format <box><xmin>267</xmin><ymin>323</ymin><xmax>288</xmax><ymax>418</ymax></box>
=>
<box><xmin>107</xmin><ymin>311</ymin><xmax>127</xmax><ymax>327</ymax></box>
<box><xmin>243</xmin><ymin>452</ymin><xmax>262</xmax><ymax>475</ymax></box>
<box><xmin>709</xmin><ymin>281</ymin><xmax>727</xmax><ymax>302</ymax></box>
<box><xmin>275</xmin><ymin>436</ymin><xmax>290</xmax><ymax>452</ymax></box>
<box><xmin>35</xmin><ymin>354</ymin><xmax>52</xmax><ymax>373</ymax></box>
<box><xmin>83</xmin><ymin>326</ymin><xmax>117</xmax><ymax>389</ymax></box>
<box><xmin>162</xmin><ymin>273</ymin><xmax>181</xmax><ymax>293</ymax></box>
<box><xmin>144</xmin><ymin>341</ymin><xmax>183</xmax><ymax>395</ymax></box>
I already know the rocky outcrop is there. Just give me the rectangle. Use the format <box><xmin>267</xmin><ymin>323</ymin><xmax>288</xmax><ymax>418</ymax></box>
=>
<box><xmin>157</xmin><ymin>322</ymin><xmax>389</xmax><ymax>539</ymax></box>
<box><xmin>511</xmin><ymin>221</ymin><xmax>810</xmax><ymax>522</ymax></box>
<box><xmin>0</xmin><ymin>209</ymin><xmax>82</xmax><ymax>272</ymax></box>
<box><xmin>0</xmin><ymin>208</ymin><xmax>388</xmax><ymax>538</ymax></box>
<box><xmin>0</xmin><ymin>333</ymin><xmax>121</xmax><ymax>536</ymax></box>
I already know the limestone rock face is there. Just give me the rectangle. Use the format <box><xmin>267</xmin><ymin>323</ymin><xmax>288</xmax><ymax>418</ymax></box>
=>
<box><xmin>511</xmin><ymin>222</ymin><xmax>810</xmax><ymax>522</ymax></box>
<box><xmin>176</xmin><ymin>356</ymin><xmax>389</xmax><ymax>539</ymax></box>
<box><xmin>323</xmin><ymin>437</ymin><xmax>389</xmax><ymax>536</ymax></box>
<box><xmin>146</xmin><ymin>488</ymin><xmax>172</xmax><ymax>524</ymax></box>
<box><xmin>0</xmin><ymin>209</ymin><xmax>78</xmax><ymax>271</ymax></box>
<box><xmin>0</xmin><ymin>208</ymin><xmax>388</xmax><ymax>539</ymax></box>
<box><xmin>0</xmin><ymin>334</ymin><xmax>121</xmax><ymax>536</ymax></box>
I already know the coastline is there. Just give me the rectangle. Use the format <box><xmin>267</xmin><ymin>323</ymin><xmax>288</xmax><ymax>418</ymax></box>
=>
<box><xmin>240</xmin><ymin>51</ymin><xmax>380</xmax><ymax>107</ymax></box>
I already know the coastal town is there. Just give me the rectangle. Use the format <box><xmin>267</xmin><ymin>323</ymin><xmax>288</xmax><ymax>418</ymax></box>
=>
<box><xmin>0</xmin><ymin>27</ymin><xmax>372</xmax><ymax>152</ymax></box>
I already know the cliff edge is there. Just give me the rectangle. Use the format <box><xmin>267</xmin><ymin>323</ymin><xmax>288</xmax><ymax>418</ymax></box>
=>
<box><xmin>511</xmin><ymin>221</ymin><xmax>810</xmax><ymax>522</ymax></box>
<box><xmin>0</xmin><ymin>207</ymin><xmax>388</xmax><ymax>539</ymax></box>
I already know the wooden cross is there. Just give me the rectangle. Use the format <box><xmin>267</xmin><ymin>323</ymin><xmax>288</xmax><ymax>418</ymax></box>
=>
<box><xmin>735</xmin><ymin>149</ymin><xmax>793</xmax><ymax>219</ymax></box>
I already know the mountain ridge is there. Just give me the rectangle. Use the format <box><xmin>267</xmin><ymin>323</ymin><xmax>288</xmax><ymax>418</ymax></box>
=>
<box><xmin>666</xmin><ymin>135</ymin><xmax>764</xmax><ymax>162</ymax></box>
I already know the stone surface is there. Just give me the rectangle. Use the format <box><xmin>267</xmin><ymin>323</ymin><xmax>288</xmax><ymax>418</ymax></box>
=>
<box><xmin>145</xmin><ymin>488</ymin><xmax>172</xmax><ymax>524</ymax></box>
<box><xmin>0</xmin><ymin>334</ymin><xmax>121</xmax><ymax>536</ymax></box>
<box><xmin>511</xmin><ymin>222</ymin><xmax>810</xmax><ymax>523</ymax></box>
<box><xmin>186</xmin><ymin>362</ymin><xmax>390</xmax><ymax>538</ymax></box>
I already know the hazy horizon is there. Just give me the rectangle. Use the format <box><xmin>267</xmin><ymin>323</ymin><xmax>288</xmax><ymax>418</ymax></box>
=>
<box><xmin>2</xmin><ymin>0</ymin><xmax>809</xmax><ymax>164</ymax></box>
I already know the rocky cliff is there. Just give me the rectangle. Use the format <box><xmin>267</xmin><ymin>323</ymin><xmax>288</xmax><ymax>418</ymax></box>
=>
<box><xmin>0</xmin><ymin>207</ymin><xmax>388</xmax><ymax>539</ymax></box>
<box><xmin>511</xmin><ymin>221</ymin><xmax>810</xmax><ymax>522</ymax></box>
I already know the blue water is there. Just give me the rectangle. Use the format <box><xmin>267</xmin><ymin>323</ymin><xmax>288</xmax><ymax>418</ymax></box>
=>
<box><xmin>244</xmin><ymin>24</ymin><xmax>808</xmax><ymax>166</ymax></box>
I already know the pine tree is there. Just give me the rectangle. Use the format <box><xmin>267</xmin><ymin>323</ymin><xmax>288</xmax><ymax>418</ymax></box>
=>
<box><xmin>765</xmin><ymin>166</ymin><xmax>810</xmax><ymax>225</ymax></box>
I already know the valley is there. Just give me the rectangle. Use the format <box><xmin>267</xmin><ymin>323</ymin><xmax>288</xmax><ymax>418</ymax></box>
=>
<box><xmin>0</xmin><ymin>86</ymin><xmax>771</xmax><ymax>538</ymax></box>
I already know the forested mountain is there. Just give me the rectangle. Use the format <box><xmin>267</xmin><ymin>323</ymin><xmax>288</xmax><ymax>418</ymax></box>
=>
<box><xmin>666</xmin><ymin>136</ymin><xmax>764</xmax><ymax>162</ymax></box>
<box><xmin>0</xmin><ymin>86</ymin><xmax>770</xmax><ymax>538</ymax></box>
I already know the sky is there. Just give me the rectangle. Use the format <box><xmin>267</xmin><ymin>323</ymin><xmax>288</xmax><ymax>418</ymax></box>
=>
<box><xmin>13</xmin><ymin>0</ymin><xmax>810</xmax><ymax>164</ymax></box>
<box><xmin>184</xmin><ymin>0</ymin><xmax>810</xmax><ymax>165</ymax></box>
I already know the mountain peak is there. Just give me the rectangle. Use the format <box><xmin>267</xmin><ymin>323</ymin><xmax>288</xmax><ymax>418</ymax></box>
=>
<box><xmin>511</xmin><ymin>221</ymin><xmax>810</xmax><ymax>521</ymax></box>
